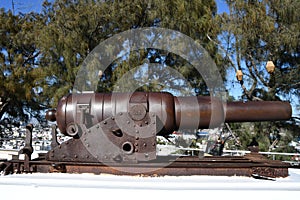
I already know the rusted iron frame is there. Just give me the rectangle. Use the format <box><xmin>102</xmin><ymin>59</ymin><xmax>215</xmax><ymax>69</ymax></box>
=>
<box><xmin>5</xmin><ymin>155</ymin><xmax>289</xmax><ymax>178</ymax></box>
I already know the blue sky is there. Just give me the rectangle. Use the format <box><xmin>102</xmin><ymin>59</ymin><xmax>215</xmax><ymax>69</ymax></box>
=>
<box><xmin>1</xmin><ymin>0</ymin><xmax>229</xmax><ymax>14</ymax></box>
<box><xmin>0</xmin><ymin>0</ymin><xmax>47</xmax><ymax>13</ymax></box>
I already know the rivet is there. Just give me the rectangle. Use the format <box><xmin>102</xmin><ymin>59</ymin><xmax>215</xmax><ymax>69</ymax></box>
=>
<box><xmin>143</xmin><ymin>143</ymin><xmax>147</xmax><ymax>147</ymax></box>
<box><xmin>58</xmin><ymin>145</ymin><xmax>61</xmax><ymax>149</ymax></box>
<box><xmin>134</xmin><ymin>143</ymin><xmax>138</xmax><ymax>146</ymax></box>
<box><xmin>96</xmin><ymin>125</ymin><xmax>99</xmax><ymax>129</ymax></box>
<box><xmin>86</xmin><ymin>155</ymin><xmax>89</xmax><ymax>158</ymax></box>
<box><xmin>111</xmin><ymin>117</ymin><xmax>115</xmax><ymax>120</ymax></box>
<box><xmin>65</xmin><ymin>141</ymin><xmax>69</xmax><ymax>145</ymax></box>
<box><xmin>152</xmin><ymin>143</ymin><xmax>156</xmax><ymax>146</ymax></box>
<box><xmin>144</xmin><ymin>121</ymin><xmax>148</xmax><ymax>124</ymax></box>
<box><xmin>135</xmin><ymin>136</ymin><xmax>139</xmax><ymax>140</ymax></box>
<box><xmin>127</xmin><ymin>121</ymin><xmax>130</xmax><ymax>124</ymax></box>
<box><xmin>62</xmin><ymin>155</ymin><xmax>66</xmax><ymax>158</ymax></box>
<box><xmin>74</xmin><ymin>155</ymin><xmax>78</xmax><ymax>158</ymax></box>
<box><xmin>103</xmin><ymin>121</ymin><xmax>107</xmax><ymax>125</ymax></box>
<box><xmin>119</xmin><ymin>112</ymin><xmax>123</xmax><ymax>116</ymax></box>
<box><xmin>88</xmin><ymin>129</ymin><xmax>91</xmax><ymax>133</ymax></box>
<box><xmin>135</xmin><ymin>130</ymin><xmax>139</xmax><ymax>133</ymax></box>
<box><xmin>135</xmin><ymin>149</ymin><xmax>138</xmax><ymax>152</ymax></box>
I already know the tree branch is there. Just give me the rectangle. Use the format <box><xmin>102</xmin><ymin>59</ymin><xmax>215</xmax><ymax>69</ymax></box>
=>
<box><xmin>246</xmin><ymin>53</ymin><xmax>269</xmax><ymax>86</ymax></box>
<box><xmin>206</xmin><ymin>34</ymin><xmax>237</xmax><ymax>71</ymax></box>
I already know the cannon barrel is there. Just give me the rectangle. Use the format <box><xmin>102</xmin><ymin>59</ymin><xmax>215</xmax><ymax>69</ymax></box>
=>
<box><xmin>46</xmin><ymin>92</ymin><xmax>292</xmax><ymax>136</ymax></box>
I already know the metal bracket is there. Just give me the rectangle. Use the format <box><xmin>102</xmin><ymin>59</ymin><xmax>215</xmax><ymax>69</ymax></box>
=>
<box><xmin>46</xmin><ymin>112</ymin><xmax>157</xmax><ymax>163</ymax></box>
<box><xmin>18</xmin><ymin>124</ymin><xmax>34</xmax><ymax>172</ymax></box>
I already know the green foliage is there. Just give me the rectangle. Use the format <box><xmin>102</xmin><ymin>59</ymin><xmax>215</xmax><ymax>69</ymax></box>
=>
<box><xmin>0</xmin><ymin>0</ymin><xmax>223</xmax><ymax>122</ymax></box>
<box><xmin>37</xmin><ymin>0</ymin><xmax>224</xmax><ymax>103</ymax></box>
<box><xmin>0</xmin><ymin>9</ymin><xmax>46</xmax><ymax>121</ymax></box>
<box><xmin>218</xmin><ymin>0</ymin><xmax>300</xmax><ymax>153</ymax></box>
<box><xmin>220</xmin><ymin>0</ymin><xmax>300</xmax><ymax>102</ymax></box>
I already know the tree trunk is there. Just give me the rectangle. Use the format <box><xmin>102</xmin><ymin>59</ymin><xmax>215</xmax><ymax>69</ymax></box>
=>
<box><xmin>0</xmin><ymin>98</ymin><xmax>10</xmax><ymax>120</ymax></box>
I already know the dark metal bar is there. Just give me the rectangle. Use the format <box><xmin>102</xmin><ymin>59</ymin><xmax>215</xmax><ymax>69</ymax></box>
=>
<box><xmin>224</xmin><ymin>101</ymin><xmax>292</xmax><ymax>123</ymax></box>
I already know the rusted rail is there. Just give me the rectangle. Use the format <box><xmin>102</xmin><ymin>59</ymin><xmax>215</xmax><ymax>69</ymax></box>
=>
<box><xmin>2</xmin><ymin>153</ymin><xmax>289</xmax><ymax>178</ymax></box>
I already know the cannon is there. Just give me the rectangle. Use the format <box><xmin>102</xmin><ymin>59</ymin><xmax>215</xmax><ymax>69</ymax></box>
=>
<box><xmin>44</xmin><ymin>92</ymin><xmax>291</xmax><ymax>163</ymax></box>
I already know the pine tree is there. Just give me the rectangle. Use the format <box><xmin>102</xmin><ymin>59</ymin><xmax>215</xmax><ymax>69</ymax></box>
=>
<box><xmin>37</xmin><ymin>0</ymin><xmax>224</xmax><ymax>107</ymax></box>
<box><xmin>218</xmin><ymin>0</ymin><xmax>300</xmax><ymax>153</ymax></box>
<box><xmin>0</xmin><ymin>9</ymin><xmax>45</xmax><ymax>122</ymax></box>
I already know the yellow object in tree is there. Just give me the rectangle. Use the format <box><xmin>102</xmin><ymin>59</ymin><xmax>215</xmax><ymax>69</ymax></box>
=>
<box><xmin>266</xmin><ymin>61</ymin><xmax>275</xmax><ymax>73</ymax></box>
<box><xmin>236</xmin><ymin>70</ymin><xmax>243</xmax><ymax>81</ymax></box>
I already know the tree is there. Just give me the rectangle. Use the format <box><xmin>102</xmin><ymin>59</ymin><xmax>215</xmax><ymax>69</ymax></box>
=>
<box><xmin>219</xmin><ymin>0</ymin><xmax>300</xmax><ymax>102</ymax></box>
<box><xmin>37</xmin><ymin>0</ymin><xmax>224</xmax><ymax>108</ymax></box>
<box><xmin>216</xmin><ymin>0</ymin><xmax>300</xmax><ymax>153</ymax></box>
<box><xmin>0</xmin><ymin>9</ymin><xmax>46</xmax><ymax>122</ymax></box>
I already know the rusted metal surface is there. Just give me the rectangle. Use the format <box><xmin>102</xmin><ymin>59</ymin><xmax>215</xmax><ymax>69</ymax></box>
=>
<box><xmin>18</xmin><ymin>124</ymin><xmax>34</xmax><ymax>172</ymax></box>
<box><xmin>5</xmin><ymin>154</ymin><xmax>289</xmax><ymax>178</ymax></box>
<box><xmin>47</xmin><ymin>111</ymin><xmax>157</xmax><ymax>163</ymax></box>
